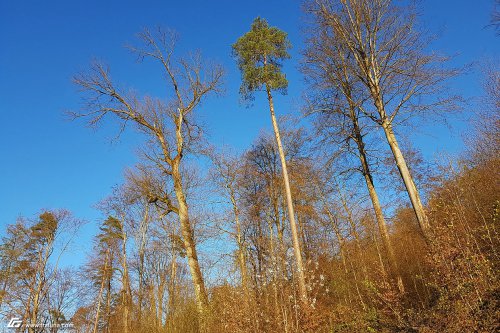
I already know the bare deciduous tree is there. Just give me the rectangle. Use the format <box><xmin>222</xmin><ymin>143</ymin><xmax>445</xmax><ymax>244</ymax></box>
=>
<box><xmin>303</xmin><ymin>22</ymin><xmax>404</xmax><ymax>291</ymax></box>
<box><xmin>308</xmin><ymin>0</ymin><xmax>460</xmax><ymax>240</ymax></box>
<box><xmin>207</xmin><ymin>148</ymin><xmax>249</xmax><ymax>292</ymax></box>
<box><xmin>72</xmin><ymin>27</ymin><xmax>224</xmax><ymax>318</ymax></box>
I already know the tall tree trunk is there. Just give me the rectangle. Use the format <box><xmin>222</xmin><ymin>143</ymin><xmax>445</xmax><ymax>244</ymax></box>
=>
<box><xmin>229</xmin><ymin>187</ymin><xmax>249</xmax><ymax>291</ymax></box>
<box><xmin>30</xmin><ymin>286</ymin><xmax>40</xmax><ymax>333</ymax></box>
<box><xmin>137</xmin><ymin>203</ymin><xmax>149</xmax><ymax>327</ymax></box>
<box><xmin>171</xmin><ymin>160</ymin><xmax>209</xmax><ymax>316</ymax></box>
<box><xmin>93</xmin><ymin>283</ymin><xmax>104</xmax><ymax>333</ymax></box>
<box><xmin>266</xmin><ymin>85</ymin><xmax>308</xmax><ymax>301</ymax></box>
<box><xmin>106</xmin><ymin>270</ymin><xmax>112</xmax><ymax>333</ymax></box>
<box><xmin>362</xmin><ymin>65</ymin><xmax>430</xmax><ymax>240</ymax></box>
<box><xmin>137</xmin><ymin>250</ymin><xmax>144</xmax><ymax>326</ymax></box>
<box><xmin>120</xmin><ymin>220</ymin><xmax>131</xmax><ymax>333</ymax></box>
<box><xmin>93</xmin><ymin>250</ymin><xmax>109</xmax><ymax>333</ymax></box>
<box><xmin>351</xmin><ymin>112</ymin><xmax>404</xmax><ymax>292</ymax></box>
<box><xmin>381</xmin><ymin>120</ymin><xmax>431</xmax><ymax>240</ymax></box>
<box><xmin>29</xmin><ymin>244</ymin><xmax>52</xmax><ymax>333</ymax></box>
<box><xmin>122</xmin><ymin>285</ymin><xmax>129</xmax><ymax>333</ymax></box>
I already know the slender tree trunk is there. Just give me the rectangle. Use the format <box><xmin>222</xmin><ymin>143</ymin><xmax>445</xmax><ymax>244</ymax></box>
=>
<box><xmin>229</xmin><ymin>188</ymin><xmax>249</xmax><ymax>291</ymax></box>
<box><xmin>255</xmin><ymin>214</ymin><xmax>264</xmax><ymax>291</ymax></box>
<box><xmin>93</xmin><ymin>251</ymin><xmax>109</xmax><ymax>333</ymax></box>
<box><xmin>120</xmin><ymin>222</ymin><xmax>131</xmax><ymax>333</ymax></box>
<box><xmin>336</xmin><ymin>184</ymin><xmax>362</xmax><ymax>253</ymax></box>
<box><xmin>324</xmin><ymin>202</ymin><xmax>348</xmax><ymax>273</ymax></box>
<box><xmin>362</xmin><ymin>157</ymin><xmax>404</xmax><ymax>291</ymax></box>
<box><xmin>348</xmin><ymin>257</ymin><xmax>367</xmax><ymax>310</ymax></box>
<box><xmin>372</xmin><ymin>225</ymin><xmax>388</xmax><ymax>279</ymax></box>
<box><xmin>273</xmin><ymin>182</ymin><xmax>287</xmax><ymax>279</ymax></box>
<box><xmin>137</xmin><ymin>251</ymin><xmax>144</xmax><ymax>326</ymax></box>
<box><xmin>171</xmin><ymin>160</ymin><xmax>209</xmax><ymax>316</ymax></box>
<box><xmin>381</xmin><ymin>121</ymin><xmax>431</xmax><ymax>240</ymax></box>
<box><xmin>237</xmin><ymin>237</ymin><xmax>248</xmax><ymax>290</ymax></box>
<box><xmin>158</xmin><ymin>278</ymin><xmax>166</xmax><ymax>332</ymax></box>
<box><xmin>30</xmin><ymin>287</ymin><xmax>40</xmax><ymax>333</ymax></box>
<box><xmin>167</xmin><ymin>251</ymin><xmax>177</xmax><ymax>321</ymax></box>
<box><xmin>296</xmin><ymin>210</ymin><xmax>310</xmax><ymax>262</ymax></box>
<box><xmin>29</xmin><ymin>245</ymin><xmax>52</xmax><ymax>333</ymax></box>
<box><xmin>123</xmin><ymin>286</ymin><xmax>129</xmax><ymax>333</ymax></box>
<box><xmin>137</xmin><ymin>204</ymin><xmax>149</xmax><ymax>327</ymax></box>
<box><xmin>106</xmin><ymin>271</ymin><xmax>111</xmax><ymax>333</ymax></box>
<box><xmin>363</xmin><ymin>70</ymin><xmax>430</xmax><ymax>240</ymax></box>
<box><xmin>266</xmin><ymin>85</ymin><xmax>308</xmax><ymax>301</ymax></box>
<box><xmin>351</xmin><ymin>113</ymin><xmax>404</xmax><ymax>292</ymax></box>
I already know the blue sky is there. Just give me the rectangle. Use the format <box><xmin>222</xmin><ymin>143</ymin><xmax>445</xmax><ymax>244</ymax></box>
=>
<box><xmin>0</xmin><ymin>0</ymin><xmax>498</xmax><ymax>265</ymax></box>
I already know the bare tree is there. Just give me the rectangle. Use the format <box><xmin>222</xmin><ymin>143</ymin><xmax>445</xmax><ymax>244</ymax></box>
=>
<box><xmin>308</xmin><ymin>0</ymin><xmax>460</xmax><ymax>240</ymax></box>
<box><xmin>303</xmin><ymin>25</ymin><xmax>404</xmax><ymax>291</ymax></box>
<box><xmin>72</xmin><ymin>27</ymin><xmax>224</xmax><ymax>317</ymax></box>
<box><xmin>208</xmin><ymin>148</ymin><xmax>249</xmax><ymax>292</ymax></box>
<box><xmin>47</xmin><ymin>268</ymin><xmax>80</xmax><ymax>333</ymax></box>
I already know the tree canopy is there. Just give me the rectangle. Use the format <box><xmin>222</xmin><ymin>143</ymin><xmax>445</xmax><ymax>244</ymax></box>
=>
<box><xmin>232</xmin><ymin>17</ymin><xmax>291</xmax><ymax>100</ymax></box>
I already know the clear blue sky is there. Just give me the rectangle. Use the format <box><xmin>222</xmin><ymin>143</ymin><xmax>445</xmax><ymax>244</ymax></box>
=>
<box><xmin>0</xmin><ymin>0</ymin><xmax>498</xmax><ymax>265</ymax></box>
